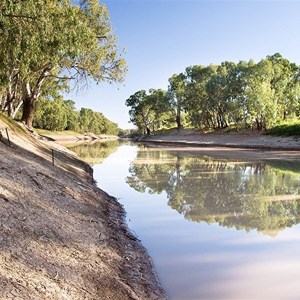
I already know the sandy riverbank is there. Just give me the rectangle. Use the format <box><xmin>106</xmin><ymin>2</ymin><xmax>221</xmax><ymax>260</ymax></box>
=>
<box><xmin>141</xmin><ymin>129</ymin><xmax>300</xmax><ymax>150</ymax></box>
<box><xmin>0</xmin><ymin>118</ymin><xmax>166</xmax><ymax>299</ymax></box>
<box><xmin>40</xmin><ymin>132</ymin><xmax>119</xmax><ymax>144</ymax></box>
<box><xmin>140</xmin><ymin>130</ymin><xmax>300</xmax><ymax>161</ymax></box>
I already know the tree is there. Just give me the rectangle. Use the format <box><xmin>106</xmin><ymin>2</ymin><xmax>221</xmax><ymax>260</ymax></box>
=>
<box><xmin>125</xmin><ymin>90</ymin><xmax>149</xmax><ymax>134</ymax></box>
<box><xmin>168</xmin><ymin>73</ymin><xmax>186</xmax><ymax>129</ymax></box>
<box><xmin>266</xmin><ymin>53</ymin><xmax>300</xmax><ymax>121</ymax></box>
<box><xmin>228</xmin><ymin>60</ymin><xmax>255</xmax><ymax>127</ymax></box>
<box><xmin>64</xmin><ymin>100</ymin><xmax>80</xmax><ymax>131</ymax></box>
<box><xmin>34</xmin><ymin>99</ymin><xmax>68</xmax><ymax>131</ymax></box>
<box><xmin>205</xmin><ymin>67</ymin><xmax>229</xmax><ymax>129</ymax></box>
<box><xmin>0</xmin><ymin>0</ymin><xmax>127</xmax><ymax>127</ymax></box>
<box><xmin>244</xmin><ymin>58</ymin><xmax>276</xmax><ymax>129</ymax></box>
<box><xmin>78</xmin><ymin>108</ymin><xmax>119</xmax><ymax>134</ymax></box>
<box><xmin>125</xmin><ymin>53</ymin><xmax>300</xmax><ymax>132</ymax></box>
<box><xmin>146</xmin><ymin>88</ymin><xmax>173</xmax><ymax>131</ymax></box>
<box><xmin>125</xmin><ymin>89</ymin><xmax>172</xmax><ymax>134</ymax></box>
<box><xmin>184</xmin><ymin>65</ymin><xmax>217</xmax><ymax>128</ymax></box>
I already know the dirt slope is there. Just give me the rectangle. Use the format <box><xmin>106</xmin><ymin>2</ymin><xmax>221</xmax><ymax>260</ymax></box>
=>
<box><xmin>0</xmin><ymin>115</ymin><xmax>166</xmax><ymax>300</ymax></box>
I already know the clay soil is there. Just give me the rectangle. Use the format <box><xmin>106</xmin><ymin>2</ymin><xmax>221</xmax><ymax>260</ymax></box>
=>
<box><xmin>0</xmin><ymin>118</ymin><xmax>166</xmax><ymax>300</ymax></box>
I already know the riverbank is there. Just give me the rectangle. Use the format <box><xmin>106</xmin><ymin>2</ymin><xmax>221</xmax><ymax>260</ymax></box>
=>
<box><xmin>0</xmin><ymin>117</ymin><xmax>166</xmax><ymax>299</ymax></box>
<box><xmin>141</xmin><ymin>129</ymin><xmax>300</xmax><ymax>150</ymax></box>
<box><xmin>137</xmin><ymin>129</ymin><xmax>300</xmax><ymax>162</ymax></box>
<box><xmin>37</xmin><ymin>129</ymin><xmax>119</xmax><ymax>144</ymax></box>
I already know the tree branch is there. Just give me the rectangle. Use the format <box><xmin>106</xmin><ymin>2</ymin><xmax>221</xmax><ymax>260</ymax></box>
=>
<box><xmin>45</xmin><ymin>74</ymin><xmax>75</xmax><ymax>80</ymax></box>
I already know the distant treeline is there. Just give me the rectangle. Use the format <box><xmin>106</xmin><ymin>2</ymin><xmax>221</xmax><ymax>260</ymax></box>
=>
<box><xmin>126</xmin><ymin>53</ymin><xmax>300</xmax><ymax>134</ymax></box>
<box><xmin>34</xmin><ymin>98</ymin><xmax>119</xmax><ymax>135</ymax></box>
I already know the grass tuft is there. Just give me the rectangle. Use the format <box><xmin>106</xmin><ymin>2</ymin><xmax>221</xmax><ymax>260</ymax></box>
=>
<box><xmin>0</xmin><ymin>112</ymin><xmax>27</xmax><ymax>136</ymax></box>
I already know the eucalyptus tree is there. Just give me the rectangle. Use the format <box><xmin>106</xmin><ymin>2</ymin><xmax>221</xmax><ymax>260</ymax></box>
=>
<box><xmin>77</xmin><ymin>108</ymin><xmax>118</xmax><ymax>134</ymax></box>
<box><xmin>230</xmin><ymin>59</ymin><xmax>256</xmax><ymax>126</ymax></box>
<box><xmin>243</xmin><ymin>58</ymin><xmax>276</xmax><ymax>130</ymax></box>
<box><xmin>125</xmin><ymin>89</ymin><xmax>171</xmax><ymax>134</ymax></box>
<box><xmin>201</xmin><ymin>62</ymin><xmax>254</xmax><ymax>129</ymax></box>
<box><xmin>205</xmin><ymin>65</ymin><xmax>230</xmax><ymax>128</ymax></box>
<box><xmin>64</xmin><ymin>100</ymin><xmax>80</xmax><ymax>131</ymax></box>
<box><xmin>33</xmin><ymin>78</ymin><xmax>81</xmax><ymax>131</ymax></box>
<box><xmin>0</xmin><ymin>0</ymin><xmax>126</xmax><ymax>127</ymax></box>
<box><xmin>241</xmin><ymin>54</ymin><xmax>300</xmax><ymax>129</ymax></box>
<box><xmin>283</xmin><ymin>63</ymin><xmax>300</xmax><ymax>119</ymax></box>
<box><xmin>79</xmin><ymin>108</ymin><xmax>98</xmax><ymax>133</ymax></box>
<box><xmin>34</xmin><ymin>99</ymin><xmax>68</xmax><ymax>131</ymax></box>
<box><xmin>125</xmin><ymin>90</ymin><xmax>151</xmax><ymax>134</ymax></box>
<box><xmin>168</xmin><ymin>73</ymin><xmax>186</xmax><ymax>129</ymax></box>
<box><xmin>266</xmin><ymin>53</ymin><xmax>300</xmax><ymax>121</ymax></box>
<box><xmin>184</xmin><ymin>65</ymin><xmax>219</xmax><ymax>128</ymax></box>
<box><xmin>221</xmin><ymin>61</ymin><xmax>250</xmax><ymax>125</ymax></box>
<box><xmin>146</xmin><ymin>88</ymin><xmax>173</xmax><ymax>130</ymax></box>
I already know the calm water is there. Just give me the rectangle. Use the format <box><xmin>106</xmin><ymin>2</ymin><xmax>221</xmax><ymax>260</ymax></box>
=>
<box><xmin>69</xmin><ymin>141</ymin><xmax>300</xmax><ymax>300</ymax></box>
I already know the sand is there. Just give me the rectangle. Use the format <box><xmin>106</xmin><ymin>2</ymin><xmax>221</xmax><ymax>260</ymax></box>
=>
<box><xmin>0</xmin><ymin>118</ymin><xmax>166</xmax><ymax>300</ymax></box>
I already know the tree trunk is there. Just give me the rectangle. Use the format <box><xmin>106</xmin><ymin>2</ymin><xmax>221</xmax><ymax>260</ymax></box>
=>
<box><xmin>4</xmin><ymin>82</ymin><xmax>14</xmax><ymax>117</ymax></box>
<box><xmin>176</xmin><ymin>114</ymin><xmax>181</xmax><ymax>129</ymax></box>
<box><xmin>21</xmin><ymin>68</ymin><xmax>51</xmax><ymax>128</ymax></box>
<box><xmin>11</xmin><ymin>100</ymin><xmax>23</xmax><ymax>119</ymax></box>
<box><xmin>176</xmin><ymin>97</ymin><xmax>182</xmax><ymax>130</ymax></box>
<box><xmin>283</xmin><ymin>111</ymin><xmax>287</xmax><ymax>120</ymax></box>
<box><xmin>21</xmin><ymin>95</ymin><xmax>35</xmax><ymax>128</ymax></box>
<box><xmin>21</xmin><ymin>82</ymin><xmax>37</xmax><ymax>128</ymax></box>
<box><xmin>5</xmin><ymin>93</ymin><xmax>13</xmax><ymax>117</ymax></box>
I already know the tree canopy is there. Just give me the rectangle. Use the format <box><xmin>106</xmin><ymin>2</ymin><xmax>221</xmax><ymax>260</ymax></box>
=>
<box><xmin>126</xmin><ymin>53</ymin><xmax>300</xmax><ymax>133</ymax></box>
<box><xmin>34</xmin><ymin>98</ymin><xmax>120</xmax><ymax>135</ymax></box>
<box><xmin>0</xmin><ymin>0</ymin><xmax>127</xmax><ymax>128</ymax></box>
<box><xmin>125</xmin><ymin>89</ymin><xmax>171</xmax><ymax>134</ymax></box>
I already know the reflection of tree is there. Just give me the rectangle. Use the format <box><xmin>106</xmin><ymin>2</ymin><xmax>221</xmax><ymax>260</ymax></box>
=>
<box><xmin>126</xmin><ymin>150</ymin><xmax>300</xmax><ymax>236</ymax></box>
<box><xmin>66</xmin><ymin>140</ymin><xmax>119</xmax><ymax>165</ymax></box>
<box><xmin>267</xmin><ymin>160</ymin><xmax>300</xmax><ymax>175</ymax></box>
<box><xmin>126</xmin><ymin>151</ymin><xmax>178</xmax><ymax>194</ymax></box>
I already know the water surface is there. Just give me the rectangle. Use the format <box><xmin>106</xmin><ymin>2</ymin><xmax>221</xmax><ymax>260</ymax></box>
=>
<box><xmin>69</xmin><ymin>141</ymin><xmax>300</xmax><ymax>300</ymax></box>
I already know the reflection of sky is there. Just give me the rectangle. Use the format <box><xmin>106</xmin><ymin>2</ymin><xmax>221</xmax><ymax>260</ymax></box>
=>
<box><xmin>94</xmin><ymin>144</ymin><xmax>300</xmax><ymax>300</ymax></box>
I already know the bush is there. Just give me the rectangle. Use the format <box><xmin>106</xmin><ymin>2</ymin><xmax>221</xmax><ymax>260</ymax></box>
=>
<box><xmin>266</xmin><ymin>122</ymin><xmax>300</xmax><ymax>136</ymax></box>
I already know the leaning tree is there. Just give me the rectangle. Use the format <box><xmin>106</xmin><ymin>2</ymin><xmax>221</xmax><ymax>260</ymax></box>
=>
<box><xmin>0</xmin><ymin>0</ymin><xmax>127</xmax><ymax>127</ymax></box>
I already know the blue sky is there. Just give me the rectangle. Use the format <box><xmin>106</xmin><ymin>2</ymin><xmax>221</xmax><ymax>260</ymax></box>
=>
<box><xmin>68</xmin><ymin>0</ymin><xmax>300</xmax><ymax>129</ymax></box>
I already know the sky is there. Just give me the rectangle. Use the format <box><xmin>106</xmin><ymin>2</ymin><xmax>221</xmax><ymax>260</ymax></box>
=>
<box><xmin>67</xmin><ymin>0</ymin><xmax>300</xmax><ymax>129</ymax></box>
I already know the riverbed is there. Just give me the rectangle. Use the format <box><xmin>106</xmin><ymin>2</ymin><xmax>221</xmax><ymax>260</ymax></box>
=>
<box><xmin>69</xmin><ymin>140</ymin><xmax>300</xmax><ymax>300</ymax></box>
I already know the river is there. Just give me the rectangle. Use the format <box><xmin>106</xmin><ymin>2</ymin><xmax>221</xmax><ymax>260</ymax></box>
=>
<box><xmin>68</xmin><ymin>140</ymin><xmax>300</xmax><ymax>300</ymax></box>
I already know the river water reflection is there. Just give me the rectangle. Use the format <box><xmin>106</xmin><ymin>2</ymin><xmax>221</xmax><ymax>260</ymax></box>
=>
<box><xmin>68</xmin><ymin>141</ymin><xmax>300</xmax><ymax>300</ymax></box>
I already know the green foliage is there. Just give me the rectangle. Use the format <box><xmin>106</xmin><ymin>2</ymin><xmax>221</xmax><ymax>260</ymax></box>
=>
<box><xmin>34</xmin><ymin>99</ymin><xmax>67</xmax><ymax>131</ymax></box>
<box><xmin>79</xmin><ymin>108</ymin><xmax>118</xmax><ymax>135</ymax></box>
<box><xmin>125</xmin><ymin>89</ymin><xmax>172</xmax><ymax>134</ymax></box>
<box><xmin>33</xmin><ymin>98</ymin><xmax>119</xmax><ymax>134</ymax></box>
<box><xmin>168</xmin><ymin>73</ymin><xmax>187</xmax><ymax>129</ymax></box>
<box><xmin>0</xmin><ymin>0</ymin><xmax>127</xmax><ymax>127</ymax></box>
<box><xmin>64</xmin><ymin>100</ymin><xmax>80</xmax><ymax>131</ymax></box>
<box><xmin>266</xmin><ymin>122</ymin><xmax>300</xmax><ymax>136</ymax></box>
<box><xmin>126</xmin><ymin>53</ymin><xmax>300</xmax><ymax>133</ymax></box>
